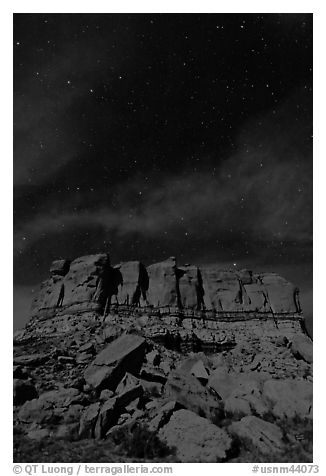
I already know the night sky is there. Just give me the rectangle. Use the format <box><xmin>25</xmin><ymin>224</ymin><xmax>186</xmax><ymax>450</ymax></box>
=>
<box><xmin>13</xmin><ymin>13</ymin><xmax>313</xmax><ymax>332</ymax></box>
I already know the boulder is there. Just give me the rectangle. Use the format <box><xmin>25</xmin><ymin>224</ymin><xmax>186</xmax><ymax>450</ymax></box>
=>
<box><xmin>106</xmin><ymin>413</ymin><xmax>140</xmax><ymax>438</ymax></box>
<box><xmin>62</xmin><ymin>404</ymin><xmax>84</xmax><ymax>423</ymax></box>
<box><xmin>224</xmin><ymin>380</ymin><xmax>268</xmax><ymax>418</ymax></box>
<box><xmin>76</xmin><ymin>352</ymin><xmax>93</xmax><ymax>364</ymax></box>
<box><xmin>147</xmin><ymin>257</ymin><xmax>179</xmax><ymax>307</ymax></box>
<box><xmin>71</xmin><ymin>377</ymin><xmax>85</xmax><ymax>391</ymax></box>
<box><xmin>148</xmin><ymin>400</ymin><xmax>181</xmax><ymax>432</ymax></box>
<box><xmin>27</xmin><ymin>428</ymin><xmax>51</xmax><ymax>440</ymax></box>
<box><xmin>17</xmin><ymin>388</ymin><xmax>85</xmax><ymax>423</ymax></box>
<box><xmin>164</xmin><ymin>369</ymin><xmax>223</xmax><ymax>421</ymax></box>
<box><xmin>84</xmin><ymin>334</ymin><xmax>146</xmax><ymax>391</ymax></box>
<box><xmin>55</xmin><ymin>423</ymin><xmax>79</xmax><ymax>440</ymax></box>
<box><xmin>159</xmin><ymin>409</ymin><xmax>232</xmax><ymax>462</ymax></box>
<box><xmin>84</xmin><ymin>366</ymin><xmax>117</xmax><ymax>391</ymax></box>
<box><xmin>229</xmin><ymin>415</ymin><xmax>284</xmax><ymax>455</ymax></box>
<box><xmin>190</xmin><ymin>360</ymin><xmax>209</xmax><ymax>383</ymax></box>
<box><xmin>18</xmin><ymin>398</ymin><xmax>54</xmax><ymax>424</ymax></box>
<box><xmin>208</xmin><ymin>369</ymin><xmax>248</xmax><ymax>400</ymax></box>
<box><xmin>37</xmin><ymin>388</ymin><xmax>83</xmax><ymax>407</ymax></box>
<box><xmin>13</xmin><ymin>379</ymin><xmax>38</xmax><ymax>406</ymax></box>
<box><xmin>94</xmin><ymin>397</ymin><xmax>118</xmax><ymax>439</ymax></box>
<box><xmin>125</xmin><ymin>398</ymin><xmax>140</xmax><ymax>413</ymax></box>
<box><xmin>224</xmin><ymin>396</ymin><xmax>251</xmax><ymax>417</ymax></box>
<box><xmin>262</xmin><ymin>379</ymin><xmax>313</xmax><ymax>419</ymax></box>
<box><xmin>102</xmin><ymin>325</ymin><xmax>122</xmax><ymax>343</ymax></box>
<box><xmin>58</xmin><ymin>355</ymin><xmax>75</xmax><ymax>364</ymax></box>
<box><xmin>208</xmin><ymin>370</ymin><xmax>267</xmax><ymax>417</ymax></box>
<box><xmin>177</xmin><ymin>356</ymin><xmax>209</xmax><ymax>383</ymax></box>
<box><xmin>236</xmin><ymin>382</ymin><xmax>267</xmax><ymax>415</ymax></box>
<box><xmin>115</xmin><ymin>373</ymin><xmax>144</xmax><ymax>408</ymax></box>
<box><xmin>141</xmin><ymin>379</ymin><xmax>164</xmax><ymax>398</ymax></box>
<box><xmin>78</xmin><ymin>402</ymin><xmax>101</xmax><ymax>439</ymax></box>
<box><xmin>99</xmin><ymin>389</ymin><xmax>114</xmax><ymax>401</ymax></box>
<box><xmin>140</xmin><ymin>369</ymin><xmax>167</xmax><ymax>384</ymax></box>
<box><xmin>78</xmin><ymin>342</ymin><xmax>96</xmax><ymax>354</ymax></box>
<box><xmin>291</xmin><ymin>334</ymin><xmax>313</xmax><ymax>363</ymax></box>
<box><xmin>14</xmin><ymin>353</ymin><xmax>49</xmax><ymax>366</ymax></box>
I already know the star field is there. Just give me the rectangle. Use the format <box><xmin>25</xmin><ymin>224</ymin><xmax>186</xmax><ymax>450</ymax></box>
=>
<box><xmin>13</xmin><ymin>14</ymin><xmax>312</xmax><ymax>330</ymax></box>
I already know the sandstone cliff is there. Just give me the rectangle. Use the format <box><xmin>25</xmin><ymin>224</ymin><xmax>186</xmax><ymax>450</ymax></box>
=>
<box><xmin>31</xmin><ymin>255</ymin><xmax>301</xmax><ymax>319</ymax></box>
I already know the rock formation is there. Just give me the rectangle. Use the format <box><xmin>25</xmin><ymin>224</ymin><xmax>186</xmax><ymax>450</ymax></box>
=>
<box><xmin>14</xmin><ymin>251</ymin><xmax>312</xmax><ymax>463</ymax></box>
<box><xmin>114</xmin><ymin>261</ymin><xmax>149</xmax><ymax>306</ymax></box>
<box><xmin>31</xmin><ymin>255</ymin><xmax>302</xmax><ymax>319</ymax></box>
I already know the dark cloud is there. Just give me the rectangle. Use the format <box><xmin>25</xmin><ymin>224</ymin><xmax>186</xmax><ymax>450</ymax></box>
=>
<box><xmin>14</xmin><ymin>87</ymin><xmax>312</xmax><ymax>258</ymax></box>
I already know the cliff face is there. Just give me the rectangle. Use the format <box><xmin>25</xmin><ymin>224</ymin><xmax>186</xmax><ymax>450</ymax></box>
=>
<box><xmin>14</xmin><ymin>253</ymin><xmax>312</xmax><ymax>463</ymax></box>
<box><xmin>31</xmin><ymin>255</ymin><xmax>301</xmax><ymax>318</ymax></box>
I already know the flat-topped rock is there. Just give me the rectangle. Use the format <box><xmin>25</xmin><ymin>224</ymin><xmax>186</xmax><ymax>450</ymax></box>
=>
<box><xmin>30</xmin><ymin>253</ymin><xmax>303</xmax><ymax>318</ymax></box>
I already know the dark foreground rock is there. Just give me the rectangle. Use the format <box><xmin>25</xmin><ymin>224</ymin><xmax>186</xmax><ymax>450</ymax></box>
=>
<box><xmin>13</xmin><ymin>380</ymin><xmax>38</xmax><ymax>406</ymax></box>
<box><xmin>84</xmin><ymin>334</ymin><xmax>146</xmax><ymax>391</ymax></box>
<box><xmin>291</xmin><ymin>334</ymin><xmax>313</xmax><ymax>363</ymax></box>
<box><xmin>262</xmin><ymin>379</ymin><xmax>313</xmax><ymax>419</ymax></box>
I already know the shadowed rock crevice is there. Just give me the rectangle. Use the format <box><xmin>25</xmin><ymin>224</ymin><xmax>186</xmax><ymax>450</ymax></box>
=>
<box><xmin>177</xmin><ymin>265</ymin><xmax>206</xmax><ymax>310</ymax></box>
<box><xmin>133</xmin><ymin>263</ymin><xmax>150</xmax><ymax>305</ymax></box>
<box><xmin>113</xmin><ymin>262</ymin><xmax>149</xmax><ymax>306</ymax></box>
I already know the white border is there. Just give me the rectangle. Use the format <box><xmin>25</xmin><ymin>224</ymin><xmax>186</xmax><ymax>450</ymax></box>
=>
<box><xmin>3</xmin><ymin>2</ymin><xmax>324</xmax><ymax>473</ymax></box>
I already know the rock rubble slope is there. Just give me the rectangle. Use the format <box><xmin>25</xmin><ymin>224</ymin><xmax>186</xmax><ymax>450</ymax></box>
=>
<box><xmin>14</xmin><ymin>253</ymin><xmax>312</xmax><ymax>463</ymax></box>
